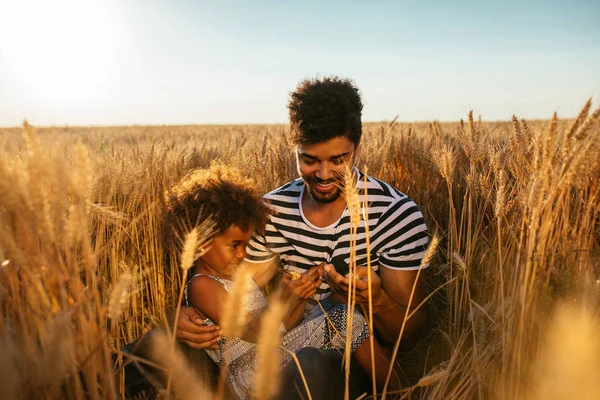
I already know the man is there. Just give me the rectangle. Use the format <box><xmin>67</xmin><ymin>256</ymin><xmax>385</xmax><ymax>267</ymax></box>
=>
<box><xmin>175</xmin><ymin>76</ymin><xmax>430</xmax><ymax>398</ymax></box>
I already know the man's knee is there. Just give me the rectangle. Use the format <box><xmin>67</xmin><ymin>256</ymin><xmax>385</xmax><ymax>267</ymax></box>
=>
<box><xmin>293</xmin><ymin>347</ymin><xmax>342</xmax><ymax>378</ymax></box>
<box><xmin>118</xmin><ymin>329</ymin><xmax>172</xmax><ymax>396</ymax></box>
<box><xmin>121</xmin><ymin>328</ymin><xmax>165</xmax><ymax>360</ymax></box>
<box><xmin>118</xmin><ymin>328</ymin><xmax>222</xmax><ymax>398</ymax></box>
<box><xmin>279</xmin><ymin>348</ymin><xmax>345</xmax><ymax>399</ymax></box>
<box><xmin>295</xmin><ymin>347</ymin><xmax>332</xmax><ymax>364</ymax></box>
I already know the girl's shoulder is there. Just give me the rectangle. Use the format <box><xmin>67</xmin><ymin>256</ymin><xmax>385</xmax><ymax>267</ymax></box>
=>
<box><xmin>188</xmin><ymin>273</ymin><xmax>232</xmax><ymax>292</ymax></box>
<box><xmin>185</xmin><ymin>274</ymin><xmax>232</xmax><ymax>323</ymax></box>
<box><xmin>185</xmin><ymin>273</ymin><xmax>232</xmax><ymax>311</ymax></box>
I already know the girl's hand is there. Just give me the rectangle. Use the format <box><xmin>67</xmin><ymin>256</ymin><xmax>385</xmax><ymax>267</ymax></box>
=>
<box><xmin>281</xmin><ymin>264</ymin><xmax>324</xmax><ymax>300</ymax></box>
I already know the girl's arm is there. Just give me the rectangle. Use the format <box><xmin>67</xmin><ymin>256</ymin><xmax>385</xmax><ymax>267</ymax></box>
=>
<box><xmin>188</xmin><ymin>276</ymin><xmax>284</xmax><ymax>343</ymax></box>
<box><xmin>282</xmin><ymin>298</ymin><xmax>308</xmax><ymax>331</ymax></box>
<box><xmin>187</xmin><ymin>276</ymin><xmax>229</xmax><ymax>327</ymax></box>
<box><xmin>188</xmin><ymin>268</ymin><xmax>322</xmax><ymax>343</ymax></box>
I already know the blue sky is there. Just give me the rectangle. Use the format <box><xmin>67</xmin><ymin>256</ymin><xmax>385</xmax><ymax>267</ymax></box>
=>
<box><xmin>0</xmin><ymin>0</ymin><xmax>599</xmax><ymax>126</ymax></box>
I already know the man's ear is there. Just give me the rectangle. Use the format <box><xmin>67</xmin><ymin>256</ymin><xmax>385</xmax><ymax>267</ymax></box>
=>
<box><xmin>294</xmin><ymin>145</ymin><xmax>303</xmax><ymax>176</ymax></box>
<box><xmin>352</xmin><ymin>143</ymin><xmax>360</xmax><ymax>164</ymax></box>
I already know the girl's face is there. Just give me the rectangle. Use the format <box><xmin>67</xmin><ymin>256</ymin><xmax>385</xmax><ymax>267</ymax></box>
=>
<box><xmin>198</xmin><ymin>225</ymin><xmax>254</xmax><ymax>279</ymax></box>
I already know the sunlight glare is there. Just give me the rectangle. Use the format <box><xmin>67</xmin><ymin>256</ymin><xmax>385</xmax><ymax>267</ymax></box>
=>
<box><xmin>0</xmin><ymin>0</ymin><xmax>116</xmax><ymax>104</ymax></box>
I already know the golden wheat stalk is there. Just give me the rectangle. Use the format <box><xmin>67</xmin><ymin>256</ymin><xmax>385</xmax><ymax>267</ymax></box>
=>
<box><xmin>213</xmin><ymin>261</ymin><xmax>255</xmax><ymax>400</ymax></box>
<box><xmin>150</xmin><ymin>329</ymin><xmax>213</xmax><ymax>399</ymax></box>
<box><xmin>280</xmin><ymin>348</ymin><xmax>314</xmax><ymax>400</ymax></box>
<box><xmin>315</xmin><ymin>298</ymin><xmax>345</xmax><ymax>347</ymax></box>
<box><xmin>255</xmin><ymin>296</ymin><xmax>287</xmax><ymax>400</ymax></box>
<box><xmin>342</xmin><ymin>165</ymin><xmax>361</xmax><ymax>400</ymax></box>
<box><xmin>168</xmin><ymin>220</ymin><xmax>216</xmax><ymax>394</ymax></box>
<box><xmin>361</xmin><ymin>166</ymin><xmax>377</xmax><ymax>398</ymax></box>
<box><xmin>431</xmin><ymin>145</ymin><xmax>457</xmax><ymax>187</ymax></box>
<box><xmin>562</xmin><ymin>98</ymin><xmax>592</xmax><ymax>158</ymax></box>
<box><xmin>220</xmin><ymin>262</ymin><xmax>253</xmax><ymax>338</ymax></box>
<box><xmin>107</xmin><ymin>271</ymin><xmax>132</xmax><ymax>320</ymax></box>
<box><xmin>382</xmin><ymin>235</ymin><xmax>439</xmax><ymax>399</ymax></box>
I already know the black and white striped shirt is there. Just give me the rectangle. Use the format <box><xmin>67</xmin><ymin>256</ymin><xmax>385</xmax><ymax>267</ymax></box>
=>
<box><xmin>246</xmin><ymin>169</ymin><xmax>429</xmax><ymax>300</ymax></box>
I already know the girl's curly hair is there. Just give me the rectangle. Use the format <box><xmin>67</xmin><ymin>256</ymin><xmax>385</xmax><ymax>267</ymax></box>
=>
<box><xmin>288</xmin><ymin>76</ymin><xmax>363</xmax><ymax>146</ymax></box>
<box><xmin>161</xmin><ymin>162</ymin><xmax>272</xmax><ymax>257</ymax></box>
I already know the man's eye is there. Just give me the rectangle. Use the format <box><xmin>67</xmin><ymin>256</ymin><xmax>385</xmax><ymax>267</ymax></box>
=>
<box><xmin>302</xmin><ymin>159</ymin><xmax>316</xmax><ymax>165</ymax></box>
<box><xmin>332</xmin><ymin>158</ymin><xmax>345</xmax><ymax>166</ymax></box>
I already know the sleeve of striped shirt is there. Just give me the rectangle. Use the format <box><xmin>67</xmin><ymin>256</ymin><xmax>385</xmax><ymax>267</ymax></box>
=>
<box><xmin>377</xmin><ymin>198</ymin><xmax>430</xmax><ymax>270</ymax></box>
<box><xmin>245</xmin><ymin>230</ymin><xmax>276</xmax><ymax>263</ymax></box>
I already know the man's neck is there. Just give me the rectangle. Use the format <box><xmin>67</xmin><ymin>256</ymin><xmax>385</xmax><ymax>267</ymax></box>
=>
<box><xmin>301</xmin><ymin>191</ymin><xmax>347</xmax><ymax>228</ymax></box>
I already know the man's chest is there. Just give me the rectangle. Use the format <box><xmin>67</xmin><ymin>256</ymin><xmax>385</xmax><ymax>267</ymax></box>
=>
<box><xmin>267</xmin><ymin>215</ymin><xmax>383</xmax><ymax>274</ymax></box>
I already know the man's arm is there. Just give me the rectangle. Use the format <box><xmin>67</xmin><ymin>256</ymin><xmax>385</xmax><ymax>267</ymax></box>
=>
<box><xmin>371</xmin><ymin>267</ymin><xmax>427</xmax><ymax>345</ymax></box>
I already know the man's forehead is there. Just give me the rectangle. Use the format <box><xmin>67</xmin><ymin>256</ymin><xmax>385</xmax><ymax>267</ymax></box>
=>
<box><xmin>297</xmin><ymin>149</ymin><xmax>351</xmax><ymax>158</ymax></box>
<box><xmin>296</xmin><ymin>139</ymin><xmax>356</xmax><ymax>158</ymax></box>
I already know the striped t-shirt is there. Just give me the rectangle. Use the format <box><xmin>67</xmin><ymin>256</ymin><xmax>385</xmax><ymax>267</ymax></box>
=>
<box><xmin>246</xmin><ymin>169</ymin><xmax>429</xmax><ymax>300</ymax></box>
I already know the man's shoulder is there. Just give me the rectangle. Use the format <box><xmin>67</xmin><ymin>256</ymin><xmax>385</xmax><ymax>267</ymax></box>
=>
<box><xmin>360</xmin><ymin>172</ymin><xmax>425</xmax><ymax>224</ymax></box>
<box><xmin>262</xmin><ymin>179</ymin><xmax>304</xmax><ymax>214</ymax></box>
<box><xmin>360</xmin><ymin>172</ymin><xmax>412</xmax><ymax>204</ymax></box>
<box><xmin>264</xmin><ymin>178</ymin><xmax>304</xmax><ymax>200</ymax></box>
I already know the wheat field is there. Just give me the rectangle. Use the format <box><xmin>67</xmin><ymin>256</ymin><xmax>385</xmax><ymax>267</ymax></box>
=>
<box><xmin>1</xmin><ymin>103</ymin><xmax>599</xmax><ymax>399</ymax></box>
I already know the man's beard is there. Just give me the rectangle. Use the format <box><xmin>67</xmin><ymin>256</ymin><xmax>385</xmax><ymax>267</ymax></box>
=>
<box><xmin>303</xmin><ymin>176</ymin><xmax>343</xmax><ymax>204</ymax></box>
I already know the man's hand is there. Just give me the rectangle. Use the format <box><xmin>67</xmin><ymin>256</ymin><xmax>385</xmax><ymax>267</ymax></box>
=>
<box><xmin>325</xmin><ymin>263</ymin><xmax>427</xmax><ymax>345</ymax></box>
<box><xmin>175</xmin><ymin>307</ymin><xmax>222</xmax><ymax>350</ymax></box>
<box><xmin>323</xmin><ymin>264</ymin><xmax>382</xmax><ymax>306</ymax></box>
<box><xmin>280</xmin><ymin>264</ymin><xmax>324</xmax><ymax>300</ymax></box>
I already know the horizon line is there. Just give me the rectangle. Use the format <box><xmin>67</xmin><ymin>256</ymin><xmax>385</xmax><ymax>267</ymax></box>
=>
<box><xmin>0</xmin><ymin>115</ymin><xmax>574</xmax><ymax>130</ymax></box>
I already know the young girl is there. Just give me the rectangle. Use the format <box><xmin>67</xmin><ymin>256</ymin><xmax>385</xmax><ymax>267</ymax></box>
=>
<box><xmin>163</xmin><ymin>163</ymin><xmax>396</xmax><ymax>399</ymax></box>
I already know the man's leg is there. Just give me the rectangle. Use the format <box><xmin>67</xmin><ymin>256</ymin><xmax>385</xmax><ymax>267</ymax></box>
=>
<box><xmin>117</xmin><ymin>329</ymin><xmax>164</xmax><ymax>397</ymax></box>
<box><xmin>278</xmin><ymin>347</ymin><xmax>371</xmax><ymax>400</ymax></box>
<box><xmin>117</xmin><ymin>329</ymin><xmax>221</xmax><ymax>398</ymax></box>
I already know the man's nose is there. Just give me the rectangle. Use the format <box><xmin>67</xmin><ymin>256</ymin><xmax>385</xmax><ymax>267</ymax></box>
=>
<box><xmin>315</xmin><ymin>162</ymin><xmax>332</xmax><ymax>180</ymax></box>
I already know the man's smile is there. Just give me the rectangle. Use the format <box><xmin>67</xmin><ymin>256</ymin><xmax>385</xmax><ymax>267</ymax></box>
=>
<box><xmin>314</xmin><ymin>180</ymin><xmax>335</xmax><ymax>191</ymax></box>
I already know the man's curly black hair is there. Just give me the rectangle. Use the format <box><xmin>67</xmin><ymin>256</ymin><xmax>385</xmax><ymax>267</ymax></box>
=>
<box><xmin>288</xmin><ymin>76</ymin><xmax>363</xmax><ymax>146</ymax></box>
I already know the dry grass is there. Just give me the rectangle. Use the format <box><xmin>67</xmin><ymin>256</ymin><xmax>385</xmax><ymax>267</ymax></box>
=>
<box><xmin>0</xmin><ymin>106</ymin><xmax>599</xmax><ymax>399</ymax></box>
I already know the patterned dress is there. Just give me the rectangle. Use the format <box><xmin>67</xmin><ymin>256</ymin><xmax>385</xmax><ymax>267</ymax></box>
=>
<box><xmin>185</xmin><ymin>273</ymin><xmax>370</xmax><ymax>400</ymax></box>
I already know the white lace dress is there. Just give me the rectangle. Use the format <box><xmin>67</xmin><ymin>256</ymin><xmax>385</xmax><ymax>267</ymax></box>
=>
<box><xmin>185</xmin><ymin>273</ymin><xmax>370</xmax><ymax>400</ymax></box>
